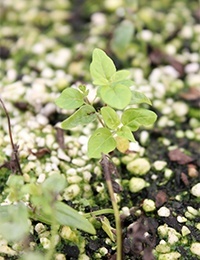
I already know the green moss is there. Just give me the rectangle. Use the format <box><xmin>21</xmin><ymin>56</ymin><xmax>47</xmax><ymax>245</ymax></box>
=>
<box><xmin>189</xmin><ymin>108</ymin><xmax>200</xmax><ymax>120</ymax></box>
<box><xmin>0</xmin><ymin>168</ymin><xmax>10</xmax><ymax>195</ymax></box>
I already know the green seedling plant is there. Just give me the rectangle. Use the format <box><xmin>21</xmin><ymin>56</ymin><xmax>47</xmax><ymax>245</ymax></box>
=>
<box><xmin>56</xmin><ymin>48</ymin><xmax>156</xmax><ymax>158</ymax></box>
<box><xmin>55</xmin><ymin>48</ymin><xmax>157</xmax><ymax>259</ymax></box>
<box><xmin>0</xmin><ymin>98</ymin><xmax>95</xmax><ymax>260</ymax></box>
<box><xmin>0</xmin><ymin>173</ymin><xmax>96</xmax><ymax>260</ymax></box>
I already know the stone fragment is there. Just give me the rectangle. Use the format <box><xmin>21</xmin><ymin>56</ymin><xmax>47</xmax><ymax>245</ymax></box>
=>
<box><xmin>191</xmin><ymin>183</ymin><xmax>200</xmax><ymax>197</ymax></box>
<box><xmin>190</xmin><ymin>242</ymin><xmax>200</xmax><ymax>257</ymax></box>
<box><xmin>157</xmin><ymin>207</ymin><xmax>170</xmax><ymax>217</ymax></box>
<box><xmin>158</xmin><ymin>252</ymin><xmax>181</xmax><ymax>260</ymax></box>
<box><xmin>127</xmin><ymin>158</ymin><xmax>151</xmax><ymax>175</ymax></box>
<box><xmin>153</xmin><ymin>160</ymin><xmax>167</xmax><ymax>171</ymax></box>
<box><xmin>142</xmin><ymin>199</ymin><xmax>156</xmax><ymax>212</ymax></box>
<box><xmin>129</xmin><ymin>177</ymin><xmax>149</xmax><ymax>193</ymax></box>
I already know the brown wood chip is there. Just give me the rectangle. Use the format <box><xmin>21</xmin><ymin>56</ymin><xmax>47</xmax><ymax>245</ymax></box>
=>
<box><xmin>168</xmin><ymin>148</ymin><xmax>194</xmax><ymax>165</ymax></box>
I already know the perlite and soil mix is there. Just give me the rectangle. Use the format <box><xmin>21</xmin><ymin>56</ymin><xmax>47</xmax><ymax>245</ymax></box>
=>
<box><xmin>0</xmin><ymin>1</ymin><xmax>199</xmax><ymax>259</ymax></box>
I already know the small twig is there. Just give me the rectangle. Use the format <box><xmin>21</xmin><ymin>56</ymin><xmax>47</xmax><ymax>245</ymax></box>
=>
<box><xmin>100</xmin><ymin>154</ymin><xmax>122</xmax><ymax>260</ymax></box>
<box><xmin>0</xmin><ymin>97</ymin><xmax>23</xmax><ymax>175</ymax></box>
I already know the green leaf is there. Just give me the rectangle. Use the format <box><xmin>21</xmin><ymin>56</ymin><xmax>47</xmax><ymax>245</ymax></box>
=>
<box><xmin>87</xmin><ymin>128</ymin><xmax>116</xmax><ymax>158</ymax></box>
<box><xmin>42</xmin><ymin>174</ymin><xmax>66</xmax><ymax>195</ymax></box>
<box><xmin>55</xmin><ymin>88</ymin><xmax>84</xmax><ymax>110</ymax></box>
<box><xmin>54</xmin><ymin>201</ymin><xmax>96</xmax><ymax>235</ymax></box>
<box><xmin>115</xmin><ymin>136</ymin><xmax>130</xmax><ymax>153</ymax></box>
<box><xmin>20</xmin><ymin>252</ymin><xmax>44</xmax><ymax>260</ymax></box>
<box><xmin>111</xmin><ymin>20</ymin><xmax>134</xmax><ymax>59</ymax></box>
<box><xmin>110</xmin><ymin>70</ymin><xmax>130</xmax><ymax>83</ymax></box>
<box><xmin>6</xmin><ymin>175</ymin><xmax>24</xmax><ymax>201</ymax></box>
<box><xmin>90</xmin><ymin>48</ymin><xmax>116</xmax><ymax>85</ymax></box>
<box><xmin>78</xmin><ymin>85</ymin><xmax>89</xmax><ymax>95</ymax></box>
<box><xmin>117</xmin><ymin>125</ymin><xmax>135</xmax><ymax>142</ymax></box>
<box><xmin>6</xmin><ymin>175</ymin><xmax>24</xmax><ymax>188</ymax></box>
<box><xmin>100</xmin><ymin>84</ymin><xmax>132</xmax><ymax>109</ymax></box>
<box><xmin>100</xmin><ymin>216</ymin><xmax>115</xmax><ymax>242</ymax></box>
<box><xmin>130</xmin><ymin>91</ymin><xmax>152</xmax><ymax>105</ymax></box>
<box><xmin>121</xmin><ymin>108</ymin><xmax>157</xmax><ymax>131</ymax></box>
<box><xmin>100</xmin><ymin>106</ymin><xmax>120</xmax><ymax>129</ymax></box>
<box><xmin>32</xmin><ymin>201</ymin><xmax>96</xmax><ymax>235</ymax></box>
<box><xmin>0</xmin><ymin>204</ymin><xmax>29</xmax><ymax>241</ymax></box>
<box><xmin>61</xmin><ymin>105</ymin><xmax>96</xmax><ymax>129</ymax></box>
<box><xmin>111</xmin><ymin>79</ymin><xmax>133</xmax><ymax>88</ymax></box>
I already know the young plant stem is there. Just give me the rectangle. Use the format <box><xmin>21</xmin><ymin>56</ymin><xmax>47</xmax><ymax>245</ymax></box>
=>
<box><xmin>106</xmin><ymin>179</ymin><xmax>122</xmax><ymax>260</ymax></box>
<box><xmin>100</xmin><ymin>154</ymin><xmax>122</xmax><ymax>260</ymax></box>
<box><xmin>44</xmin><ymin>208</ymin><xmax>59</xmax><ymax>260</ymax></box>
<box><xmin>83</xmin><ymin>208</ymin><xmax>114</xmax><ymax>218</ymax></box>
<box><xmin>84</xmin><ymin>97</ymin><xmax>105</xmax><ymax>127</ymax></box>
<box><xmin>0</xmin><ymin>97</ymin><xmax>23</xmax><ymax>175</ymax></box>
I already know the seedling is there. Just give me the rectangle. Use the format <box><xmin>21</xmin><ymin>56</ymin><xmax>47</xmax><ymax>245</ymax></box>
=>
<box><xmin>0</xmin><ymin>98</ymin><xmax>95</xmax><ymax>260</ymax></box>
<box><xmin>0</xmin><ymin>173</ymin><xmax>96</xmax><ymax>260</ymax></box>
<box><xmin>56</xmin><ymin>48</ymin><xmax>157</xmax><ymax>259</ymax></box>
<box><xmin>56</xmin><ymin>48</ymin><xmax>157</xmax><ymax>158</ymax></box>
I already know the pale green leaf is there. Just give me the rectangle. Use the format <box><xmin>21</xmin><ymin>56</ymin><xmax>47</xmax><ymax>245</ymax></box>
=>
<box><xmin>54</xmin><ymin>201</ymin><xmax>96</xmax><ymax>234</ymax></box>
<box><xmin>32</xmin><ymin>201</ymin><xmax>96</xmax><ymax>235</ymax></box>
<box><xmin>110</xmin><ymin>70</ymin><xmax>130</xmax><ymax>83</ymax></box>
<box><xmin>117</xmin><ymin>125</ymin><xmax>135</xmax><ymax>142</ymax></box>
<box><xmin>87</xmin><ymin>128</ymin><xmax>116</xmax><ymax>158</ymax></box>
<box><xmin>55</xmin><ymin>88</ymin><xmax>85</xmax><ymax>110</ymax></box>
<box><xmin>121</xmin><ymin>108</ymin><xmax>157</xmax><ymax>131</ymax></box>
<box><xmin>100</xmin><ymin>84</ymin><xmax>132</xmax><ymax>109</ymax></box>
<box><xmin>90</xmin><ymin>48</ymin><xmax>116</xmax><ymax>85</ymax></box>
<box><xmin>115</xmin><ymin>136</ymin><xmax>130</xmax><ymax>153</ymax></box>
<box><xmin>111</xmin><ymin>20</ymin><xmax>134</xmax><ymax>58</ymax></box>
<box><xmin>111</xmin><ymin>79</ymin><xmax>133</xmax><ymax>88</ymax></box>
<box><xmin>78</xmin><ymin>84</ymin><xmax>88</xmax><ymax>95</ymax></box>
<box><xmin>101</xmin><ymin>106</ymin><xmax>120</xmax><ymax>129</ymax></box>
<box><xmin>42</xmin><ymin>174</ymin><xmax>66</xmax><ymax>195</ymax></box>
<box><xmin>20</xmin><ymin>252</ymin><xmax>44</xmax><ymax>260</ymax></box>
<box><xmin>0</xmin><ymin>204</ymin><xmax>29</xmax><ymax>241</ymax></box>
<box><xmin>100</xmin><ymin>216</ymin><xmax>115</xmax><ymax>242</ymax></box>
<box><xmin>61</xmin><ymin>105</ymin><xmax>96</xmax><ymax>129</ymax></box>
<box><xmin>130</xmin><ymin>91</ymin><xmax>152</xmax><ymax>105</ymax></box>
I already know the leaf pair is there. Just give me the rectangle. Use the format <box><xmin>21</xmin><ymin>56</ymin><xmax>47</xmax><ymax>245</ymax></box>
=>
<box><xmin>55</xmin><ymin>48</ymin><xmax>157</xmax><ymax>159</ymax></box>
<box><xmin>55</xmin><ymin>85</ymin><xmax>96</xmax><ymax>130</ymax></box>
<box><xmin>87</xmin><ymin>107</ymin><xmax>157</xmax><ymax>158</ymax></box>
<box><xmin>90</xmin><ymin>48</ymin><xmax>153</xmax><ymax>109</ymax></box>
<box><xmin>90</xmin><ymin>48</ymin><xmax>133</xmax><ymax>109</ymax></box>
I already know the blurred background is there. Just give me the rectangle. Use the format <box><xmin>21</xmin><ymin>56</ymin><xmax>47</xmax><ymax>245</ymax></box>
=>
<box><xmin>1</xmin><ymin>0</ymin><xmax>199</xmax><ymax>88</ymax></box>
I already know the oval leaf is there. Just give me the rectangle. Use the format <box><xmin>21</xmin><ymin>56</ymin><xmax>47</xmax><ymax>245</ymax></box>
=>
<box><xmin>130</xmin><ymin>91</ymin><xmax>152</xmax><ymax>105</ymax></box>
<box><xmin>55</xmin><ymin>88</ymin><xmax>84</xmax><ymax>110</ymax></box>
<box><xmin>90</xmin><ymin>48</ymin><xmax>116</xmax><ymax>86</ymax></box>
<box><xmin>101</xmin><ymin>106</ymin><xmax>120</xmax><ymax>129</ymax></box>
<box><xmin>87</xmin><ymin>128</ymin><xmax>116</xmax><ymax>158</ymax></box>
<box><xmin>117</xmin><ymin>125</ymin><xmax>135</xmax><ymax>142</ymax></box>
<box><xmin>110</xmin><ymin>70</ymin><xmax>130</xmax><ymax>83</ymax></box>
<box><xmin>61</xmin><ymin>105</ymin><xmax>96</xmax><ymax>129</ymax></box>
<box><xmin>115</xmin><ymin>136</ymin><xmax>129</xmax><ymax>153</ymax></box>
<box><xmin>121</xmin><ymin>108</ymin><xmax>157</xmax><ymax>131</ymax></box>
<box><xmin>100</xmin><ymin>84</ymin><xmax>132</xmax><ymax>109</ymax></box>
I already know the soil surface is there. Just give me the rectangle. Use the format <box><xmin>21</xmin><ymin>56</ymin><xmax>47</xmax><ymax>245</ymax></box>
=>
<box><xmin>0</xmin><ymin>1</ymin><xmax>200</xmax><ymax>260</ymax></box>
